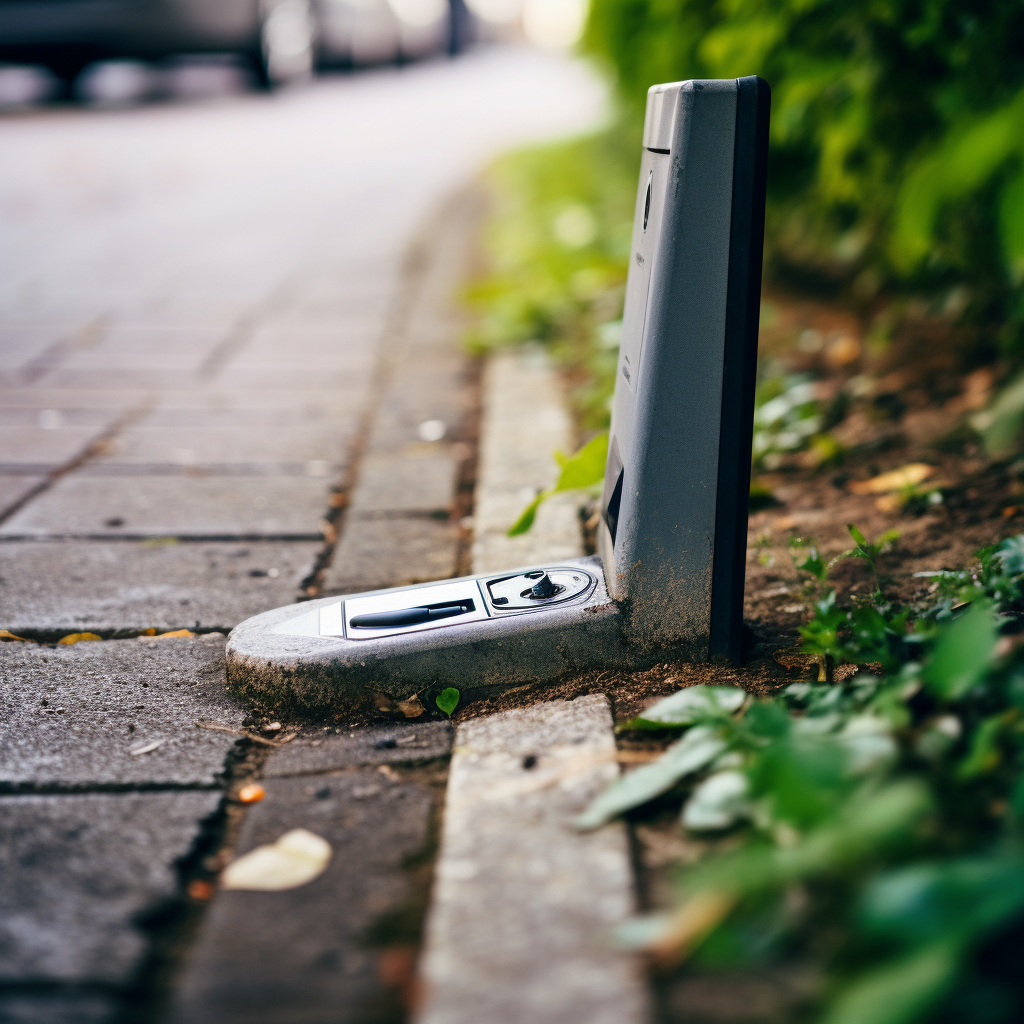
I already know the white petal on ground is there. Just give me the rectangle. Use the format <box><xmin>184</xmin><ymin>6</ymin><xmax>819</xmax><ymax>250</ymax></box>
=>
<box><xmin>221</xmin><ymin>829</ymin><xmax>332</xmax><ymax>891</ymax></box>
<box><xmin>130</xmin><ymin>739</ymin><xmax>165</xmax><ymax>756</ymax></box>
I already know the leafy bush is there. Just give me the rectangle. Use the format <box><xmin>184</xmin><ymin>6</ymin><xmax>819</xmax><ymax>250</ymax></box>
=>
<box><xmin>580</xmin><ymin>530</ymin><xmax>1024</xmax><ymax>1024</ymax></box>
<box><xmin>467</xmin><ymin>130</ymin><xmax>638</xmax><ymax>431</ymax></box>
<box><xmin>585</xmin><ymin>0</ymin><xmax>1024</xmax><ymax>354</ymax></box>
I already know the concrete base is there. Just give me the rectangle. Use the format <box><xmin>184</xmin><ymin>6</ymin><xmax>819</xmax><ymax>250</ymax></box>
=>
<box><xmin>226</xmin><ymin>555</ymin><xmax>661</xmax><ymax>715</ymax></box>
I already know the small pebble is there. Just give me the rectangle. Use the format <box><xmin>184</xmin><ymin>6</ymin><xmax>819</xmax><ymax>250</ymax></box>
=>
<box><xmin>187</xmin><ymin>879</ymin><xmax>215</xmax><ymax>901</ymax></box>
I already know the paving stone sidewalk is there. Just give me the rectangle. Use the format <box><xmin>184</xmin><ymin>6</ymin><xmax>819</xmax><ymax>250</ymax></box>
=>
<box><xmin>0</xmin><ymin>50</ymin><xmax>607</xmax><ymax>1024</ymax></box>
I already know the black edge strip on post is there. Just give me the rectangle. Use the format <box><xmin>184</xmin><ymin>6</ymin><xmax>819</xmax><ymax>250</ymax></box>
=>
<box><xmin>708</xmin><ymin>75</ymin><xmax>771</xmax><ymax>661</ymax></box>
<box><xmin>646</xmin><ymin>147</ymin><xmax>670</xmax><ymax>155</ymax></box>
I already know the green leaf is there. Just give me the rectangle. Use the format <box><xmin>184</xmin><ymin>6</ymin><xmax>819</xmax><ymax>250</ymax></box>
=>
<box><xmin>922</xmin><ymin>601</ymin><xmax>999</xmax><ymax>700</ymax></box>
<box><xmin>553</xmin><ymin>432</ymin><xmax>608</xmax><ymax>491</ymax></box>
<box><xmin>821</xmin><ymin>941</ymin><xmax>959</xmax><ymax>1024</ymax></box>
<box><xmin>957</xmin><ymin>712</ymin><xmax>1007</xmax><ymax>779</ymax></box>
<box><xmin>507</xmin><ymin>491</ymin><xmax>548</xmax><ymax>536</ymax></box>
<box><xmin>891</xmin><ymin>89</ymin><xmax>1024</xmax><ymax>270</ymax></box>
<box><xmin>972</xmin><ymin>374</ymin><xmax>1024</xmax><ymax>457</ymax></box>
<box><xmin>995</xmin><ymin>534</ymin><xmax>1024</xmax><ymax>577</ymax></box>
<box><xmin>574</xmin><ymin>726</ymin><xmax>726</xmax><ymax>830</ymax></box>
<box><xmin>507</xmin><ymin>433</ymin><xmax>608</xmax><ymax>536</ymax></box>
<box><xmin>681</xmin><ymin>770</ymin><xmax>750</xmax><ymax>831</ymax></box>
<box><xmin>436</xmin><ymin>688</ymin><xmax>460</xmax><ymax>718</ymax></box>
<box><xmin>860</xmin><ymin>857</ymin><xmax>1024</xmax><ymax>944</ymax></box>
<box><xmin>1000</xmin><ymin>170</ymin><xmax>1024</xmax><ymax>285</ymax></box>
<box><xmin>626</xmin><ymin>685</ymin><xmax>747</xmax><ymax>729</ymax></box>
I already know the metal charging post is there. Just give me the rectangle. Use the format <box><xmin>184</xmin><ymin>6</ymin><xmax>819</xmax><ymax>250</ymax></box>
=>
<box><xmin>226</xmin><ymin>77</ymin><xmax>771</xmax><ymax>713</ymax></box>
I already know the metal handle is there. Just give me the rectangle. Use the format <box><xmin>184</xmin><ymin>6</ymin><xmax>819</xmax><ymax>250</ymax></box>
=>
<box><xmin>348</xmin><ymin>600</ymin><xmax>473</xmax><ymax>629</ymax></box>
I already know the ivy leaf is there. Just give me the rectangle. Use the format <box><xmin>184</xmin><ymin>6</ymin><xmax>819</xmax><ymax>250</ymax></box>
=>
<box><xmin>623</xmin><ymin>685</ymin><xmax>746</xmax><ymax>730</ymax></box>
<box><xmin>820</xmin><ymin>940</ymin><xmax>959</xmax><ymax>1024</ymax></box>
<box><xmin>681</xmin><ymin>770</ymin><xmax>750</xmax><ymax>831</ymax></box>
<box><xmin>995</xmin><ymin>534</ymin><xmax>1024</xmax><ymax>576</ymax></box>
<box><xmin>436</xmin><ymin>688</ymin><xmax>460</xmax><ymax>718</ymax></box>
<box><xmin>574</xmin><ymin>726</ymin><xmax>726</xmax><ymax>830</ymax></box>
<box><xmin>922</xmin><ymin>601</ymin><xmax>999</xmax><ymax>700</ymax></box>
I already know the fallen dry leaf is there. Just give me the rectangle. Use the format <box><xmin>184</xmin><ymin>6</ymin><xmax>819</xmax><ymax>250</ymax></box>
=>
<box><xmin>646</xmin><ymin>890</ymin><xmax>737</xmax><ymax>966</ymax></box>
<box><xmin>848</xmin><ymin>463</ymin><xmax>934</xmax><ymax>495</ymax></box>
<box><xmin>0</xmin><ymin>629</ymin><xmax>35</xmax><ymax>643</ymax></box>
<box><xmin>130</xmin><ymin>739</ymin><xmax>165</xmax><ymax>756</ymax></box>
<box><xmin>373</xmin><ymin>690</ymin><xmax>427</xmax><ymax>718</ymax></box>
<box><xmin>397</xmin><ymin>695</ymin><xmax>426</xmax><ymax>718</ymax></box>
<box><xmin>221</xmin><ymin>828</ymin><xmax>332</xmax><ymax>891</ymax></box>
<box><xmin>58</xmin><ymin>632</ymin><xmax>103</xmax><ymax>645</ymax></box>
<box><xmin>143</xmin><ymin>629</ymin><xmax>194</xmax><ymax>639</ymax></box>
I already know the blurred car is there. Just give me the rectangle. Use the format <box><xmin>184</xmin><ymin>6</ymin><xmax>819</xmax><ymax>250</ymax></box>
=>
<box><xmin>0</xmin><ymin>0</ymin><xmax>316</xmax><ymax>95</ymax></box>
<box><xmin>314</xmin><ymin>0</ymin><xmax>399</xmax><ymax>67</ymax></box>
<box><xmin>314</xmin><ymin>0</ymin><xmax>468</xmax><ymax>69</ymax></box>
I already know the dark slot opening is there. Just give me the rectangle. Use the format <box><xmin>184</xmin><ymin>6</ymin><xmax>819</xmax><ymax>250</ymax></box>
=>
<box><xmin>603</xmin><ymin>467</ymin><xmax>624</xmax><ymax>545</ymax></box>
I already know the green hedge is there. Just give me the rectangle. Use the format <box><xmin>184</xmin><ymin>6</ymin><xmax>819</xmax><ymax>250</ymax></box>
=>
<box><xmin>585</xmin><ymin>0</ymin><xmax>1024</xmax><ymax>352</ymax></box>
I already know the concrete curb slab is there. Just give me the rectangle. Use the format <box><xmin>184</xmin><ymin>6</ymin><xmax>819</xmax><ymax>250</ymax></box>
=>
<box><xmin>471</xmin><ymin>345</ymin><xmax>583</xmax><ymax>575</ymax></box>
<box><xmin>417</xmin><ymin>695</ymin><xmax>650</xmax><ymax>1024</ymax></box>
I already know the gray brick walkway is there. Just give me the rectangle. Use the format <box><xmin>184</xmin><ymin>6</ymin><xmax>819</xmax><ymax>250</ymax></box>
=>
<box><xmin>0</xmin><ymin>48</ymin><xmax>604</xmax><ymax>1022</ymax></box>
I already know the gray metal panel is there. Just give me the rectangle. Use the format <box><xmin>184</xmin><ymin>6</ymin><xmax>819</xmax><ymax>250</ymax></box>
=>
<box><xmin>641</xmin><ymin>84</ymin><xmax>679</xmax><ymax>151</ymax></box>
<box><xmin>601</xmin><ymin>79</ymin><xmax>738</xmax><ymax>654</ymax></box>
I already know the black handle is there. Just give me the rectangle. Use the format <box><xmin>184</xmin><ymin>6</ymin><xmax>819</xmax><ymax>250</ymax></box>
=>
<box><xmin>349</xmin><ymin>600</ymin><xmax>473</xmax><ymax>629</ymax></box>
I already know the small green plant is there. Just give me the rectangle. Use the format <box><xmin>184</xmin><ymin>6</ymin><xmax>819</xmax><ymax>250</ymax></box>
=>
<box><xmin>845</xmin><ymin>523</ymin><xmax>901</xmax><ymax>597</ymax></box>
<box><xmin>436</xmin><ymin>688</ymin><xmax>460</xmax><ymax>718</ymax></box>
<box><xmin>578</xmin><ymin>530</ymin><xmax>1024</xmax><ymax>1024</ymax></box>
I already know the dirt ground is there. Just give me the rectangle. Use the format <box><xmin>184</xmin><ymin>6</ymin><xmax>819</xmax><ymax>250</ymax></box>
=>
<box><xmin>455</xmin><ymin>286</ymin><xmax>1024</xmax><ymax>1024</ymax></box>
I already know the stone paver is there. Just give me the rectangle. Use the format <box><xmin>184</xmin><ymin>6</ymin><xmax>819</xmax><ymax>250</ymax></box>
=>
<box><xmin>171</xmin><ymin>771</ymin><xmax>436</xmax><ymax>1024</ymax></box>
<box><xmin>90</xmin><ymin>421</ymin><xmax>356</xmax><ymax>470</ymax></box>
<box><xmin>349</xmin><ymin>455</ymin><xmax>457</xmax><ymax>513</ymax></box>
<box><xmin>0</xmin><ymin>635</ymin><xmax>244</xmax><ymax>787</ymax></box>
<box><xmin>418</xmin><ymin>695</ymin><xmax>650</xmax><ymax>1024</ymax></box>
<box><xmin>0</xmin><ymin>476</ymin><xmax>329</xmax><ymax>538</ymax></box>
<box><xmin>0</xmin><ymin>389</ymin><xmax>146</xmax><ymax>412</ymax></box>
<box><xmin>472</xmin><ymin>346</ymin><xmax>584</xmax><ymax>574</ymax></box>
<box><xmin>0</xmin><ymin>991</ymin><xmax>118</xmax><ymax>1024</ymax></box>
<box><xmin>0</xmin><ymin>790</ymin><xmax>221</xmax><ymax>984</ymax></box>
<box><xmin>324</xmin><ymin>515</ymin><xmax>460</xmax><ymax>593</ymax></box>
<box><xmin>363</xmin><ymin>359</ymin><xmax>471</xmax><ymax>458</ymax></box>
<box><xmin>0</xmin><ymin>540</ymin><xmax>317</xmax><ymax>634</ymax></box>
<box><xmin>0</xmin><ymin>424</ymin><xmax>113</xmax><ymax>468</ymax></box>
<box><xmin>0</xmin><ymin>475</ymin><xmax>44</xmax><ymax>517</ymax></box>
<box><xmin>320</xmin><ymin>196</ymin><xmax>478</xmax><ymax>597</ymax></box>
<box><xmin>264</xmin><ymin>720</ymin><xmax>453</xmax><ymax>777</ymax></box>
